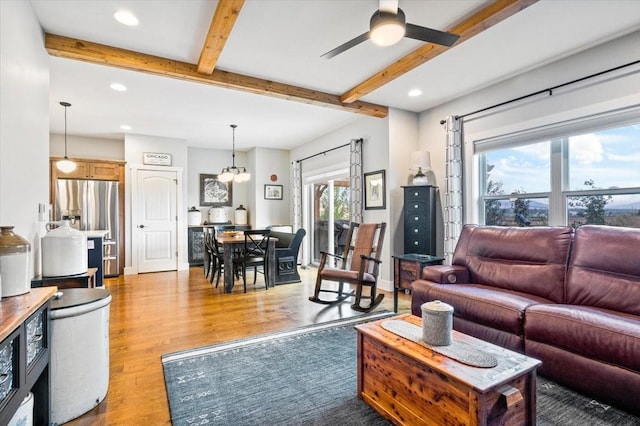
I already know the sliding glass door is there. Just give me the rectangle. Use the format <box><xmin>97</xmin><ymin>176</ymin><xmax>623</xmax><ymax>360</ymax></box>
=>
<box><xmin>307</xmin><ymin>173</ymin><xmax>350</xmax><ymax>265</ymax></box>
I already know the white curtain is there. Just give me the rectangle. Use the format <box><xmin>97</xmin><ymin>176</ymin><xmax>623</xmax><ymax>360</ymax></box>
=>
<box><xmin>349</xmin><ymin>139</ymin><xmax>363</xmax><ymax>223</ymax></box>
<box><xmin>291</xmin><ymin>161</ymin><xmax>302</xmax><ymax>231</ymax></box>
<box><xmin>444</xmin><ymin>116</ymin><xmax>464</xmax><ymax>264</ymax></box>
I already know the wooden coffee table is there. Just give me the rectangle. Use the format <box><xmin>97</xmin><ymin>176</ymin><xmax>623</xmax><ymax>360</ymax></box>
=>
<box><xmin>355</xmin><ymin>314</ymin><xmax>541</xmax><ymax>425</ymax></box>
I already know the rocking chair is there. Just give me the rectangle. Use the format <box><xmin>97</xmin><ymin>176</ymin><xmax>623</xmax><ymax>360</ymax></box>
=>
<box><xmin>309</xmin><ymin>222</ymin><xmax>386</xmax><ymax>312</ymax></box>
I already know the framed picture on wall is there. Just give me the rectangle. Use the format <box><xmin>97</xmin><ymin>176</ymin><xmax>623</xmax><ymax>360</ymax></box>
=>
<box><xmin>200</xmin><ymin>174</ymin><xmax>232</xmax><ymax>207</ymax></box>
<box><xmin>264</xmin><ymin>184</ymin><xmax>283</xmax><ymax>200</ymax></box>
<box><xmin>364</xmin><ymin>170</ymin><xmax>386</xmax><ymax>210</ymax></box>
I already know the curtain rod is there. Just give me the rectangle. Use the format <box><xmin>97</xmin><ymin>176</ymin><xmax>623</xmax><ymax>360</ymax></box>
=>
<box><xmin>439</xmin><ymin>60</ymin><xmax>640</xmax><ymax>124</ymax></box>
<box><xmin>295</xmin><ymin>138</ymin><xmax>363</xmax><ymax>163</ymax></box>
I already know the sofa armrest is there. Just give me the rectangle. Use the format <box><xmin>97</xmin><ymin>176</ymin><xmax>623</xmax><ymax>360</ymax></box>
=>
<box><xmin>421</xmin><ymin>265</ymin><xmax>469</xmax><ymax>284</ymax></box>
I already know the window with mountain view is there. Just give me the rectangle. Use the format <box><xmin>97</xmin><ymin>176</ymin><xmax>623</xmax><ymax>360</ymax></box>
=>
<box><xmin>478</xmin><ymin>121</ymin><xmax>640</xmax><ymax>228</ymax></box>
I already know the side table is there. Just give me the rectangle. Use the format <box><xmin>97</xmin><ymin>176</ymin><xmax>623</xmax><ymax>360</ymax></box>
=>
<box><xmin>393</xmin><ymin>253</ymin><xmax>444</xmax><ymax>312</ymax></box>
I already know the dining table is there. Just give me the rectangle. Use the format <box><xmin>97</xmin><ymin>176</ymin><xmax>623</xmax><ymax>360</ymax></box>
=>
<box><xmin>216</xmin><ymin>232</ymin><xmax>278</xmax><ymax>293</ymax></box>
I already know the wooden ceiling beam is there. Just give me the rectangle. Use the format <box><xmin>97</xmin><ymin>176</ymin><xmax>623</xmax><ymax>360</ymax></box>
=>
<box><xmin>197</xmin><ymin>0</ymin><xmax>245</xmax><ymax>74</ymax></box>
<box><xmin>45</xmin><ymin>33</ymin><xmax>388</xmax><ymax>118</ymax></box>
<box><xmin>340</xmin><ymin>0</ymin><xmax>539</xmax><ymax>104</ymax></box>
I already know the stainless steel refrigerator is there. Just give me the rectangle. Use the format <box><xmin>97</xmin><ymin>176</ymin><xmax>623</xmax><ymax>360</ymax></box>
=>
<box><xmin>54</xmin><ymin>179</ymin><xmax>119</xmax><ymax>277</ymax></box>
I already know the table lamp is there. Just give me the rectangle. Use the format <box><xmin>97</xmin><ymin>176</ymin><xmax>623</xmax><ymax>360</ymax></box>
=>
<box><xmin>410</xmin><ymin>150</ymin><xmax>431</xmax><ymax>185</ymax></box>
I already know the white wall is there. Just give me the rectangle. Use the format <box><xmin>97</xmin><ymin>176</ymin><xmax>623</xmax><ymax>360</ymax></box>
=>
<box><xmin>250</xmin><ymin>147</ymin><xmax>291</xmax><ymax>228</ymax></box>
<box><xmin>50</xmin><ymin>133</ymin><xmax>124</xmax><ymax>161</ymax></box>
<box><xmin>0</xmin><ymin>1</ymin><xmax>50</xmax><ymax>276</ymax></box>
<box><xmin>419</xmin><ymin>30</ymin><xmax>640</xmax><ymax>225</ymax></box>
<box><xmin>388</xmin><ymin>108</ymin><xmax>420</xmax><ymax>261</ymax></box>
<box><xmin>187</xmin><ymin>146</ymin><xmax>250</xmax><ymax>224</ymax></box>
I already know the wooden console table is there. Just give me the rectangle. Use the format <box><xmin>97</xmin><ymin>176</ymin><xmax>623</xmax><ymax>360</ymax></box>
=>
<box><xmin>393</xmin><ymin>253</ymin><xmax>444</xmax><ymax>312</ymax></box>
<box><xmin>31</xmin><ymin>268</ymin><xmax>98</xmax><ymax>290</ymax></box>
<box><xmin>0</xmin><ymin>287</ymin><xmax>57</xmax><ymax>425</ymax></box>
<box><xmin>356</xmin><ymin>314</ymin><xmax>541</xmax><ymax>425</ymax></box>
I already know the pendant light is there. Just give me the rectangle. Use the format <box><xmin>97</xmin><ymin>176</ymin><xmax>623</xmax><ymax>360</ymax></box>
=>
<box><xmin>56</xmin><ymin>101</ymin><xmax>77</xmax><ymax>173</ymax></box>
<box><xmin>219</xmin><ymin>124</ymin><xmax>250</xmax><ymax>183</ymax></box>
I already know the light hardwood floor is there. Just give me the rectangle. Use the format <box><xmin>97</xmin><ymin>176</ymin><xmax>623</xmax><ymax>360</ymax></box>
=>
<box><xmin>65</xmin><ymin>265</ymin><xmax>411</xmax><ymax>425</ymax></box>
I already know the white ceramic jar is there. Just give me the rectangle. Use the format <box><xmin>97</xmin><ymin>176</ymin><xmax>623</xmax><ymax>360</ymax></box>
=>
<box><xmin>42</xmin><ymin>220</ymin><xmax>88</xmax><ymax>277</ymax></box>
<box><xmin>187</xmin><ymin>207</ymin><xmax>202</xmax><ymax>226</ymax></box>
<box><xmin>234</xmin><ymin>205</ymin><xmax>247</xmax><ymax>225</ymax></box>
<box><xmin>208</xmin><ymin>207</ymin><xmax>228</xmax><ymax>224</ymax></box>
<box><xmin>0</xmin><ymin>226</ymin><xmax>31</xmax><ymax>298</ymax></box>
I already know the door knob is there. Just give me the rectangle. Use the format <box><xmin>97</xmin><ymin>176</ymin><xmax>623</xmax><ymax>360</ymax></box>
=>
<box><xmin>138</xmin><ymin>224</ymin><xmax>145</xmax><ymax>228</ymax></box>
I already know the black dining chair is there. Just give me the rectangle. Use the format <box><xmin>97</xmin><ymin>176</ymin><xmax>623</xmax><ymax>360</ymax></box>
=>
<box><xmin>209</xmin><ymin>236</ymin><xmax>226</xmax><ymax>287</ymax></box>
<box><xmin>233</xmin><ymin>229</ymin><xmax>271</xmax><ymax>292</ymax></box>
<box><xmin>202</xmin><ymin>227</ymin><xmax>215</xmax><ymax>279</ymax></box>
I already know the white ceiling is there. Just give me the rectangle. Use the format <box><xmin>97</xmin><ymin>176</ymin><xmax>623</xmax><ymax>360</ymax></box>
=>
<box><xmin>31</xmin><ymin>0</ymin><xmax>640</xmax><ymax>151</ymax></box>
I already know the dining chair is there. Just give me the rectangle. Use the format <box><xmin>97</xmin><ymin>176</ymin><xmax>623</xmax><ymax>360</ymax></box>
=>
<box><xmin>202</xmin><ymin>227</ymin><xmax>215</xmax><ymax>279</ymax></box>
<box><xmin>233</xmin><ymin>229</ymin><xmax>271</xmax><ymax>292</ymax></box>
<box><xmin>209</xmin><ymin>236</ymin><xmax>226</xmax><ymax>287</ymax></box>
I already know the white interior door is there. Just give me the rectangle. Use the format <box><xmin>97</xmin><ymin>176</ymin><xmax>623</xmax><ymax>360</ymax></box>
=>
<box><xmin>136</xmin><ymin>169</ymin><xmax>178</xmax><ymax>273</ymax></box>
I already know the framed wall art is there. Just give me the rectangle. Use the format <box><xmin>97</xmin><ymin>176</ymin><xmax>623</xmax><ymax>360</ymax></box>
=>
<box><xmin>264</xmin><ymin>184</ymin><xmax>283</xmax><ymax>200</ymax></box>
<box><xmin>200</xmin><ymin>174</ymin><xmax>232</xmax><ymax>207</ymax></box>
<box><xmin>364</xmin><ymin>170</ymin><xmax>386</xmax><ymax>210</ymax></box>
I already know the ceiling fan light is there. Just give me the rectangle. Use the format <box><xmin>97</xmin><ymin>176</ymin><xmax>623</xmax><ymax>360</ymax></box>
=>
<box><xmin>370</xmin><ymin>9</ymin><xmax>406</xmax><ymax>46</ymax></box>
<box><xmin>371</xmin><ymin>22</ymin><xmax>405</xmax><ymax>46</ymax></box>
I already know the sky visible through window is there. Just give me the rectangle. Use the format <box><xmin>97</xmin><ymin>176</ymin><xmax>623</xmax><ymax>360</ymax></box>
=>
<box><xmin>485</xmin><ymin>123</ymin><xmax>640</xmax><ymax>209</ymax></box>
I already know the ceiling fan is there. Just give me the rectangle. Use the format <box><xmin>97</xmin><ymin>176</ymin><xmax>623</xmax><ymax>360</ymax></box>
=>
<box><xmin>321</xmin><ymin>0</ymin><xmax>460</xmax><ymax>59</ymax></box>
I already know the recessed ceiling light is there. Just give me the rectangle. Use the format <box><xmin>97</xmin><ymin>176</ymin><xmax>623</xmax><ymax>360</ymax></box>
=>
<box><xmin>114</xmin><ymin>10</ymin><xmax>138</xmax><ymax>26</ymax></box>
<box><xmin>408</xmin><ymin>89</ymin><xmax>422</xmax><ymax>97</ymax></box>
<box><xmin>120</xmin><ymin>125</ymin><xmax>132</xmax><ymax>131</ymax></box>
<box><xmin>110</xmin><ymin>83</ymin><xmax>127</xmax><ymax>92</ymax></box>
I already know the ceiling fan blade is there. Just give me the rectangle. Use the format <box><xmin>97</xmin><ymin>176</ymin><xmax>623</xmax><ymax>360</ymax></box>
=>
<box><xmin>405</xmin><ymin>23</ymin><xmax>460</xmax><ymax>47</ymax></box>
<box><xmin>321</xmin><ymin>32</ymin><xmax>370</xmax><ymax>59</ymax></box>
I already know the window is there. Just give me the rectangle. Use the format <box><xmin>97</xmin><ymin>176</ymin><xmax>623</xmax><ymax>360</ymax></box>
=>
<box><xmin>477</xmin><ymin>119</ymin><xmax>640</xmax><ymax>228</ymax></box>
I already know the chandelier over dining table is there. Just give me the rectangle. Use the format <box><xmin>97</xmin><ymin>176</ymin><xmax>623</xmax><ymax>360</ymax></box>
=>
<box><xmin>219</xmin><ymin>124</ymin><xmax>250</xmax><ymax>183</ymax></box>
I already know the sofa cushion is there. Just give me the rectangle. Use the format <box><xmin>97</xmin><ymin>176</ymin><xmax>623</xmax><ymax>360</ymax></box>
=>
<box><xmin>566</xmin><ymin>225</ymin><xmax>640</xmax><ymax>316</ymax></box>
<box><xmin>453</xmin><ymin>225</ymin><xmax>573</xmax><ymax>303</ymax></box>
<box><xmin>525</xmin><ymin>304</ymin><xmax>640</xmax><ymax>372</ymax></box>
<box><xmin>425</xmin><ymin>283</ymin><xmax>552</xmax><ymax>335</ymax></box>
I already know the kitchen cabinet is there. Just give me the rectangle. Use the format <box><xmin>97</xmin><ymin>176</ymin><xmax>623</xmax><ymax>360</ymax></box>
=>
<box><xmin>50</xmin><ymin>159</ymin><xmax>122</xmax><ymax>180</ymax></box>
<box><xmin>0</xmin><ymin>287</ymin><xmax>56</xmax><ymax>426</ymax></box>
<box><xmin>402</xmin><ymin>185</ymin><xmax>437</xmax><ymax>255</ymax></box>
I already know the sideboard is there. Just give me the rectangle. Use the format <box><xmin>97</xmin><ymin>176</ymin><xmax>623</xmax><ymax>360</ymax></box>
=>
<box><xmin>187</xmin><ymin>224</ymin><xmax>250</xmax><ymax>265</ymax></box>
<box><xmin>0</xmin><ymin>287</ymin><xmax>57</xmax><ymax>425</ymax></box>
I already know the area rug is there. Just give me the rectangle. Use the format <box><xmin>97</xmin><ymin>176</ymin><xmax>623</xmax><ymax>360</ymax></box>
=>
<box><xmin>162</xmin><ymin>313</ymin><xmax>639</xmax><ymax>426</ymax></box>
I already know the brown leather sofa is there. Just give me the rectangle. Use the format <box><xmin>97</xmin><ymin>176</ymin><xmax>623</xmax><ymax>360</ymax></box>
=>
<box><xmin>411</xmin><ymin>224</ymin><xmax>640</xmax><ymax>414</ymax></box>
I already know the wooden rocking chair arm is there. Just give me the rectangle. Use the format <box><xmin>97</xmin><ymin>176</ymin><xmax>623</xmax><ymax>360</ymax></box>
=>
<box><xmin>359</xmin><ymin>254</ymin><xmax>382</xmax><ymax>264</ymax></box>
<box><xmin>320</xmin><ymin>251</ymin><xmax>345</xmax><ymax>261</ymax></box>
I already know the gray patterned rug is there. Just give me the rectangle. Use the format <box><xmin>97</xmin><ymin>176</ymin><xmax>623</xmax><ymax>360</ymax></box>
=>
<box><xmin>162</xmin><ymin>313</ymin><xmax>639</xmax><ymax>426</ymax></box>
